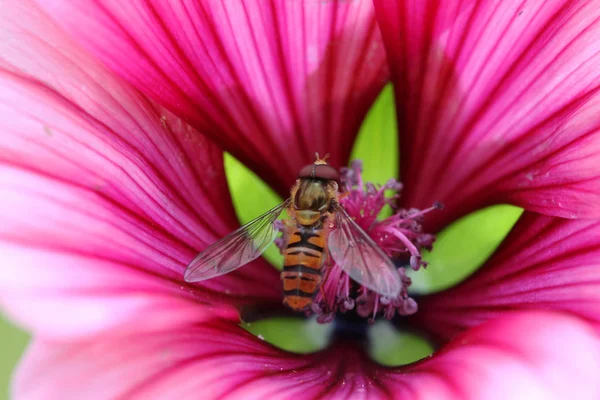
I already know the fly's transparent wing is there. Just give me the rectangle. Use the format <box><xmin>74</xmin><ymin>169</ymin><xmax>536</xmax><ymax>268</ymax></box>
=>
<box><xmin>328</xmin><ymin>207</ymin><xmax>402</xmax><ymax>297</ymax></box>
<box><xmin>184</xmin><ymin>200</ymin><xmax>289</xmax><ymax>282</ymax></box>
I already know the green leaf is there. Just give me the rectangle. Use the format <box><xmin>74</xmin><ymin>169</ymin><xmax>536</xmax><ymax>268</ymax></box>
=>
<box><xmin>224</xmin><ymin>153</ymin><xmax>284</xmax><ymax>268</ymax></box>
<box><xmin>350</xmin><ymin>84</ymin><xmax>398</xmax><ymax>185</ymax></box>
<box><xmin>241</xmin><ymin>318</ymin><xmax>333</xmax><ymax>354</ymax></box>
<box><xmin>409</xmin><ymin>204</ymin><xmax>524</xmax><ymax>294</ymax></box>
<box><xmin>368</xmin><ymin>320</ymin><xmax>434</xmax><ymax>366</ymax></box>
<box><xmin>350</xmin><ymin>84</ymin><xmax>398</xmax><ymax>219</ymax></box>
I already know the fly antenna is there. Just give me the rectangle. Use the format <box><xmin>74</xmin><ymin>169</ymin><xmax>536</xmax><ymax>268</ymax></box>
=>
<box><xmin>314</xmin><ymin>152</ymin><xmax>330</xmax><ymax>165</ymax></box>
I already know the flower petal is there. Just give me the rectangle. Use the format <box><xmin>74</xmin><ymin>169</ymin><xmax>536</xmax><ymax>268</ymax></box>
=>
<box><xmin>375</xmin><ymin>0</ymin><xmax>600</xmax><ymax>227</ymax></box>
<box><xmin>414</xmin><ymin>212</ymin><xmax>600</xmax><ymax>342</ymax></box>
<box><xmin>0</xmin><ymin>1</ymin><xmax>279</xmax><ymax>338</ymax></box>
<box><xmin>397</xmin><ymin>312</ymin><xmax>600</xmax><ymax>400</ymax></box>
<box><xmin>37</xmin><ymin>0</ymin><xmax>389</xmax><ymax>195</ymax></box>
<box><xmin>13</xmin><ymin>312</ymin><xmax>600</xmax><ymax>399</ymax></box>
<box><xmin>0</xmin><ymin>240</ymin><xmax>239</xmax><ymax>339</ymax></box>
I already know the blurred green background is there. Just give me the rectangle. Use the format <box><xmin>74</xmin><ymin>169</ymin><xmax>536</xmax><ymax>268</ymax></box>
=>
<box><xmin>0</xmin><ymin>316</ymin><xmax>28</xmax><ymax>400</ymax></box>
<box><xmin>0</xmin><ymin>85</ymin><xmax>522</xmax><ymax>396</ymax></box>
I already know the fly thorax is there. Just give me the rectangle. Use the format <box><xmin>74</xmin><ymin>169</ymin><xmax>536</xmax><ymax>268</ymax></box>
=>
<box><xmin>294</xmin><ymin>180</ymin><xmax>331</xmax><ymax>227</ymax></box>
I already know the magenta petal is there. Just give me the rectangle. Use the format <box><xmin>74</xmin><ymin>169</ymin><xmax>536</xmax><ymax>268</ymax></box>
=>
<box><xmin>0</xmin><ymin>2</ymin><xmax>279</xmax><ymax>337</ymax></box>
<box><xmin>375</xmin><ymin>0</ymin><xmax>600</xmax><ymax>227</ymax></box>
<box><xmin>37</xmin><ymin>0</ymin><xmax>389</xmax><ymax>195</ymax></box>
<box><xmin>414</xmin><ymin>212</ymin><xmax>600</xmax><ymax>341</ymax></box>
<box><xmin>13</xmin><ymin>322</ymin><xmax>339</xmax><ymax>400</ymax></box>
<box><xmin>0</xmin><ymin>242</ymin><xmax>238</xmax><ymax>338</ymax></box>
<box><xmin>395</xmin><ymin>312</ymin><xmax>600</xmax><ymax>399</ymax></box>
<box><xmin>14</xmin><ymin>313</ymin><xmax>600</xmax><ymax>399</ymax></box>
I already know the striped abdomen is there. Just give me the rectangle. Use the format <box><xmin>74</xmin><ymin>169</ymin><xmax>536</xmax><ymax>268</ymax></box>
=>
<box><xmin>281</xmin><ymin>225</ymin><xmax>327</xmax><ymax>311</ymax></box>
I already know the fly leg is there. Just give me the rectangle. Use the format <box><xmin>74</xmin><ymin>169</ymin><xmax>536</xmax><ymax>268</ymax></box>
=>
<box><xmin>318</xmin><ymin>261</ymin><xmax>333</xmax><ymax>313</ymax></box>
<box><xmin>274</xmin><ymin>218</ymin><xmax>294</xmax><ymax>254</ymax></box>
<box><xmin>318</xmin><ymin>215</ymin><xmax>334</xmax><ymax>313</ymax></box>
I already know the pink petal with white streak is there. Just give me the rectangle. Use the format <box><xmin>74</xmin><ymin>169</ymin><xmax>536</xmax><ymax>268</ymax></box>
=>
<box><xmin>414</xmin><ymin>213</ymin><xmax>600</xmax><ymax>342</ymax></box>
<box><xmin>0</xmin><ymin>2</ymin><xmax>279</xmax><ymax>338</ymax></box>
<box><xmin>14</xmin><ymin>312</ymin><xmax>600</xmax><ymax>399</ymax></box>
<box><xmin>0</xmin><ymin>243</ymin><xmax>237</xmax><ymax>339</ymax></box>
<box><xmin>375</xmin><ymin>0</ymin><xmax>600</xmax><ymax>229</ymax></box>
<box><xmin>36</xmin><ymin>0</ymin><xmax>389</xmax><ymax>195</ymax></box>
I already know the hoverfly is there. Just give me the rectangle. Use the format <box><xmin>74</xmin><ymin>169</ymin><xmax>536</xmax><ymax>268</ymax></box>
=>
<box><xmin>184</xmin><ymin>153</ymin><xmax>402</xmax><ymax>311</ymax></box>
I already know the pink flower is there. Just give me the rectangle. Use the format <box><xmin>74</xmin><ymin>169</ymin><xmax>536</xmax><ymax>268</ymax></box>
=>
<box><xmin>2</xmin><ymin>0</ymin><xmax>600</xmax><ymax>399</ymax></box>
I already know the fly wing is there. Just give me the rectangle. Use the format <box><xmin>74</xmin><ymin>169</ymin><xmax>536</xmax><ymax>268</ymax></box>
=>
<box><xmin>184</xmin><ymin>200</ymin><xmax>289</xmax><ymax>282</ymax></box>
<box><xmin>328</xmin><ymin>206</ymin><xmax>402</xmax><ymax>298</ymax></box>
